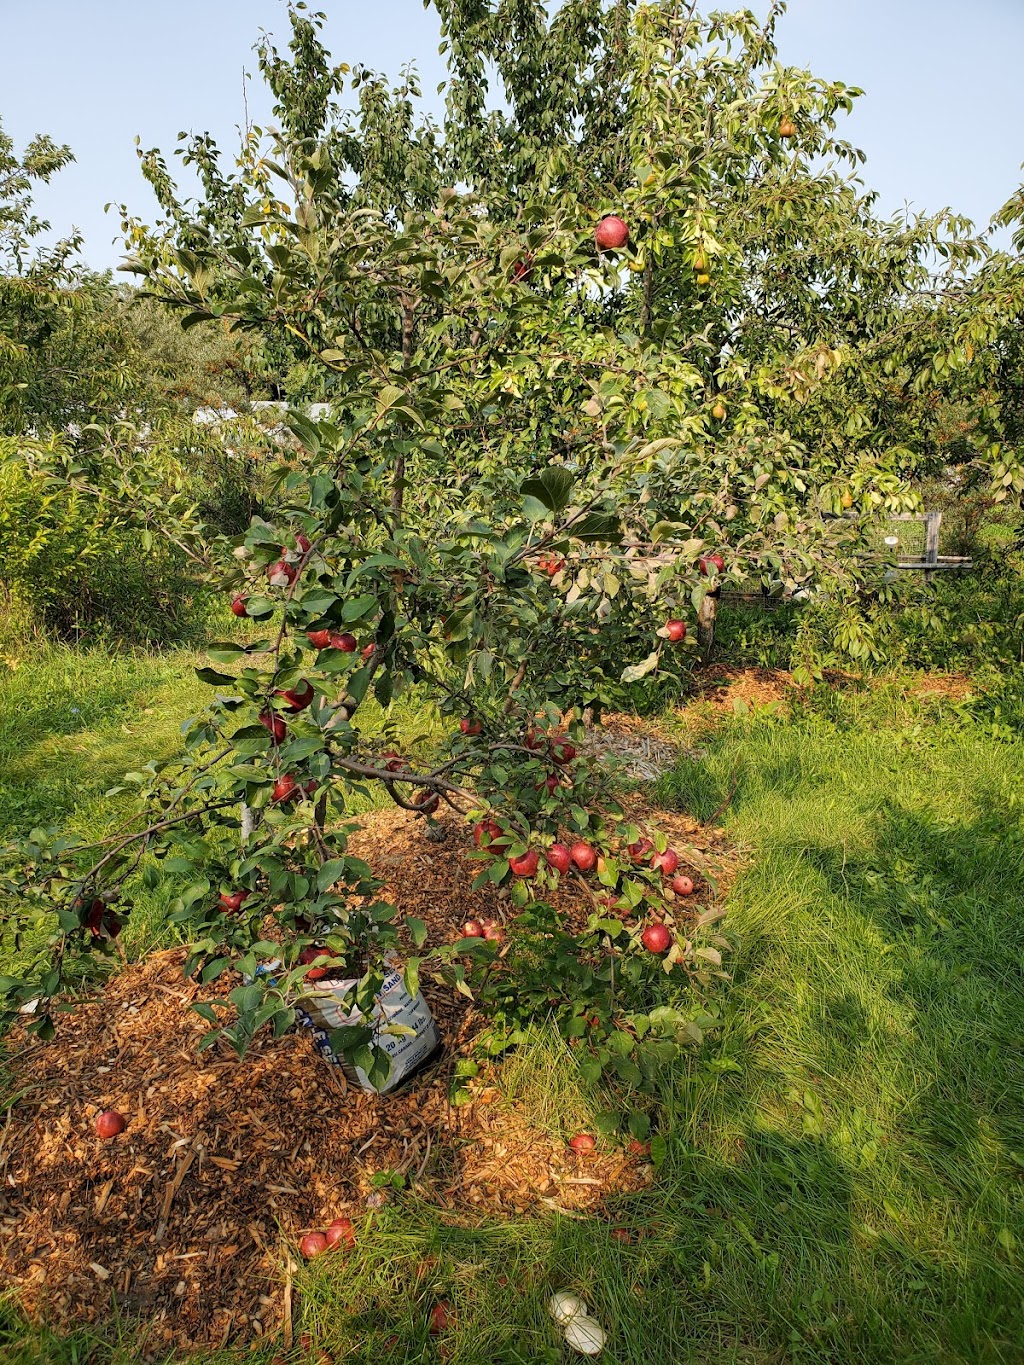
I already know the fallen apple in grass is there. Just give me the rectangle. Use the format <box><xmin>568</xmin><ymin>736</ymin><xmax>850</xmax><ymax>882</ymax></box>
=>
<box><xmin>569</xmin><ymin>1132</ymin><xmax>596</xmax><ymax>1152</ymax></box>
<box><xmin>664</xmin><ymin>619</ymin><xmax>687</xmax><ymax>642</ymax></box>
<box><xmin>429</xmin><ymin>1302</ymin><xmax>452</xmax><ymax>1335</ymax></box>
<box><xmin>481</xmin><ymin>920</ymin><xmax>503</xmax><ymax>942</ymax></box>
<box><xmin>299</xmin><ymin>1232</ymin><xmax>328</xmax><ymax>1259</ymax></box>
<box><xmin>95</xmin><ymin>1109</ymin><xmax>126</xmax><ymax>1139</ymax></box>
<box><xmin>671</xmin><ymin>874</ymin><xmax>695</xmax><ymax>896</ymax></box>
<box><xmin>325</xmin><ymin>1217</ymin><xmax>356</xmax><ymax>1250</ymax></box>
<box><xmin>546</xmin><ymin>842</ymin><xmax>572</xmax><ymax>875</ymax></box>
<box><xmin>570</xmin><ymin>841</ymin><xmax>597</xmax><ymax>872</ymax></box>
<box><xmin>509</xmin><ymin>848</ymin><xmax>539</xmax><ymax>878</ymax></box>
<box><xmin>462</xmin><ymin>919</ymin><xmax>484</xmax><ymax>938</ymax></box>
<box><xmin>594</xmin><ymin>214</ymin><xmax>629</xmax><ymax>250</ymax></box>
<box><xmin>641</xmin><ymin>923</ymin><xmax>672</xmax><ymax>954</ymax></box>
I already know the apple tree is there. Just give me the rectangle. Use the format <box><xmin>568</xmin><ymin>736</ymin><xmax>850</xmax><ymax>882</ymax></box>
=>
<box><xmin>4</xmin><ymin>1</ymin><xmax>1020</xmax><ymax>1096</ymax></box>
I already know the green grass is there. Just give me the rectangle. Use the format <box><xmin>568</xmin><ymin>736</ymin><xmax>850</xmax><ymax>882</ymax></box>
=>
<box><xmin>3</xmin><ymin>666</ymin><xmax>1024</xmax><ymax>1363</ymax></box>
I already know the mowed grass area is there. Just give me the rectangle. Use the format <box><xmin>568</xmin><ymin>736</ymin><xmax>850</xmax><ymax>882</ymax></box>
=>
<box><xmin>2</xmin><ymin>664</ymin><xmax>1024</xmax><ymax>1363</ymax></box>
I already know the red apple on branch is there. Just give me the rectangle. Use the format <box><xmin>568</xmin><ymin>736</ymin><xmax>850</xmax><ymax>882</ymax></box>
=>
<box><xmin>267</xmin><ymin>559</ymin><xmax>297</xmax><ymax>587</ymax></box>
<box><xmin>509</xmin><ymin>849</ymin><xmax>540</xmax><ymax>878</ymax></box>
<box><xmin>460</xmin><ymin>718</ymin><xmax>482</xmax><ymax>736</ymax></box>
<box><xmin>594</xmin><ymin>215</ymin><xmax>629</xmax><ymax>250</ymax></box>
<box><xmin>549</xmin><ymin>736</ymin><xmax>576</xmax><ymax>764</ymax></box>
<box><xmin>271</xmin><ymin>774</ymin><xmax>299</xmax><ymax>803</ymax></box>
<box><xmin>259</xmin><ymin>709</ymin><xmax>287</xmax><ymax>742</ymax></box>
<box><xmin>650</xmin><ymin>847</ymin><xmax>679</xmax><ymax>877</ymax></box>
<box><xmin>332</xmin><ymin>632</ymin><xmax>358</xmax><ymax>652</ymax></box>
<box><xmin>665</xmin><ymin>620</ymin><xmax>687</xmax><ymax>642</ymax></box>
<box><xmin>570</xmin><ymin>841</ymin><xmax>597</xmax><ymax>872</ymax></box>
<box><xmin>306</xmin><ymin>628</ymin><xmax>332</xmax><ymax>649</ymax></box>
<box><xmin>699</xmin><ymin>553</ymin><xmax>725</xmax><ymax>576</ymax></box>
<box><xmin>546</xmin><ymin>843</ymin><xmax>572</xmax><ymax>875</ymax></box>
<box><xmin>276</xmin><ymin>680</ymin><xmax>315</xmax><ymax>712</ymax></box>
<box><xmin>413</xmin><ymin>789</ymin><xmax>440</xmax><ymax>815</ymax></box>
<box><xmin>230</xmin><ymin>595</ymin><xmax>249</xmax><ymax>618</ymax></box>
<box><xmin>641</xmin><ymin>923</ymin><xmax>672</xmax><ymax>954</ymax></box>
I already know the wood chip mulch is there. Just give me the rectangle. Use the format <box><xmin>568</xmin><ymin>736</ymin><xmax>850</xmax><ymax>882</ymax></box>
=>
<box><xmin>0</xmin><ymin>805</ymin><xmax>735</xmax><ymax>1353</ymax></box>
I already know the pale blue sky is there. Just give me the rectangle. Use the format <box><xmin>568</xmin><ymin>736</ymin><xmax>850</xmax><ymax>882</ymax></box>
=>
<box><xmin>2</xmin><ymin>0</ymin><xmax>1023</xmax><ymax>270</ymax></box>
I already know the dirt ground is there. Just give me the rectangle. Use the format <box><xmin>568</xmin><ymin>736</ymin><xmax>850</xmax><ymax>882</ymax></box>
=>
<box><xmin>0</xmin><ymin>804</ymin><xmax>733</xmax><ymax>1353</ymax></box>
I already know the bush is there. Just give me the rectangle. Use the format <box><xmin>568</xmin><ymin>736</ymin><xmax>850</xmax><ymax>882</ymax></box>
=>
<box><xmin>0</xmin><ymin>436</ymin><xmax>204</xmax><ymax>643</ymax></box>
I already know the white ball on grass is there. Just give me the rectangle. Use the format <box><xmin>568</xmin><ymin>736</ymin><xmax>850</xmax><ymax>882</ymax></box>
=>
<box><xmin>548</xmin><ymin>1291</ymin><xmax>589</xmax><ymax>1326</ymax></box>
<box><xmin>564</xmin><ymin>1314</ymin><xmax>607</xmax><ymax>1355</ymax></box>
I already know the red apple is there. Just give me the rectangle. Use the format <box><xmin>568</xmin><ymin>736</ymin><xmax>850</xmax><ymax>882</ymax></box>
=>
<box><xmin>671</xmin><ymin>874</ymin><xmax>695</xmax><ymax>896</ymax></box>
<box><xmin>95</xmin><ymin>1110</ymin><xmax>126</xmax><ymax>1140</ymax></box>
<box><xmin>462</xmin><ymin>919</ymin><xmax>484</xmax><ymax>938</ymax></box>
<box><xmin>474</xmin><ymin>818</ymin><xmax>498</xmax><ymax>847</ymax></box>
<box><xmin>298</xmin><ymin>945</ymin><xmax>340</xmax><ymax>982</ymax></box>
<box><xmin>230</xmin><ymin>595</ymin><xmax>249</xmax><ymax>618</ymax></box>
<box><xmin>699</xmin><ymin>553</ymin><xmax>725</xmax><ymax>576</ymax></box>
<box><xmin>570</xmin><ymin>841</ymin><xmax>597</xmax><ymax>872</ymax></box>
<box><xmin>259</xmin><ymin>709</ymin><xmax>287</xmax><ymax>743</ymax></box>
<box><xmin>219</xmin><ymin>890</ymin><xmax>250</xmax><ymax>913</ymax></box>
<box><xmin>549</xmin><ymin>735</ymin><xmax>577</xmax><ymax>764</ymax></box>
<box><xmin>665</xmin><ymin>619</ymin><xmax>687</xmax><ymax>642</ymax></box>
<box><xmin>482</xmin><ymin>921</ymin><xmax>503</xmax><ymax>943</ymax></box>
<box><xmin>460</xmin><ymin>718</ymin><xmax>482</xmax><ymax>736</ymax></box>
<box><xmin>628</xmin><ymin>837</ymin><xmax>654</xmax><ymax>862</ymax></box>
<box><xmin>650</xmin><ymin>848</ymin><xmax>679</xmax><ymax>877</ymax></box>
<box><xmin>428</xmin><ymin>1302</ymin><xmax>452</xmax><ymax>1335</ymax></box>
<box><xmin>361</xmin><ymin>643</ymin><xmax>376</xmax><ymax>661</ymax></box>
<box><xmin>546</xmin><ymin>843</ymin><xmax>572</xmax><ymax>875</ymax></box>
<box><xmin>641</xmin><ymin>923</ymin><xmax>672</xmax><ymax>954</ymax></box>
<box><xmin>271</xmin><ymin>774</ymin><xmax>298</xmax><ymax>803</ymax></box>
<box><xmin>524</xmin><ymin>729</ymin><xmax>546</xmax><ymax>751</ymax></box>
<box><xmin>414</xmin><ymin>789</ymin><xmax>440</xmax><ymax>815</ymax></box>
<box><xmin>267</xmin><ymin>559</ymin><xmax>297</xmax><ymax>587</ymax></box>
<box><xmin>295</xmin><ymin>533</ymin><xmax>312</xmax><ymax>554</ymax></box>
<box><xmin>306</xmin><ymin>628</ymin><xmax>332</xmax><ymax>649</ymax></box>
<box><xmin>539</xmin><ymin>773</ymin><xmax>560</xmax><ymax>796</ymax></box>
<box><xmin>332</xmin><ymin>632</ymin><xmax>358</xmax><ymax>652</ymax></box>
<box><xmin>382</xmin><ymin>751</ymin><xmax>405</xmax><ymax>773</ymax></box>
<box><xmin>568</xmin><ymin>1132</ymin><xmax>596</xmax><ymax>1152</ymax></box>
<box><xmin>509</xmin><ymin>849</ymin><xmax>539</xmax><ymax>878</ymax></box>
<box><xmin>511</xmin><ymin>255</ymin><xmax>534</xmax><ymax>283</ymax></box>
<box><xmin>276</xmin><ymin>680</ymin><xmax>315</xmax><ymax>712</ymax></box>
<box><xmin>325</xmin><ymin>1217</ymin><xmax>356</xmax><ymax>1250</ymax></box>
<box><xmin>627</xmin><ymin>1138</ymin><xmax>652</xmax><ymax>1157</ymax></box>
<box><xmin>594</xmin><ymin>215</ymin><xmax>629</xmax><ymax>250</ymax></box>
<box><xmin>299</xmin><ymin>1232</ymin><xmax>328</xmax><ymax>1259</ymax></box>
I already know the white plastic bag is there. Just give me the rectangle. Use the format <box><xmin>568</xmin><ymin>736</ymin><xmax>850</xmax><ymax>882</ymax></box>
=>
<box><xmin>296</xmin><ymin>965</ymin><xmax>441</xmax><ymax>1094</ymax></box>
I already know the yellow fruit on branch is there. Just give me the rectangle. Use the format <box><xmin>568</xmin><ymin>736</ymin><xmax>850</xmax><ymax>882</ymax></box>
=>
<box><xmin>779</xmin><ymin>117</ymin><xmax>796</xmax><ymax>139</ymax></box>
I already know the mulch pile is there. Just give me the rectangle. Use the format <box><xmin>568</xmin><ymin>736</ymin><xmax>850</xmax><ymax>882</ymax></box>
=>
<box><xmin>0</xmin><ymin>804</ymin><xmax>734</xmax><ymax>1352</ymax></box>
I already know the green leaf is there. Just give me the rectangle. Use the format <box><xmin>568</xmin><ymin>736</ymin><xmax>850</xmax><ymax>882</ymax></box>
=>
<box><xmin>521</xmin><ymin>465</ymin><xmax>574</xmax><ymax>513</ymax></box>
<box><xmin>317</xmin><ymin>858</ymin><xmax>348</xmax><ymax>892</ymax></box>
<box><xmin>407</xmin><ymin>917</ymin><xmax>428</xmax><ymax>949</ymax></box>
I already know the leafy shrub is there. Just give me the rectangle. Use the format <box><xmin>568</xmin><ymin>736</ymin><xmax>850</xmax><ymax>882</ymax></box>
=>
<box><xmin>0</xmin><ymin>436</ymin><xmax>204</xmax><ymax>642</ymax></box>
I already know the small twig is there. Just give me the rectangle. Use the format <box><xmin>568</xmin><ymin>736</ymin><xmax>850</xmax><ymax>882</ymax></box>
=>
<box><xmin>701</xmin><ymin>764</ymin><xmax>743</xmax><ymax>828</ymax></box>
